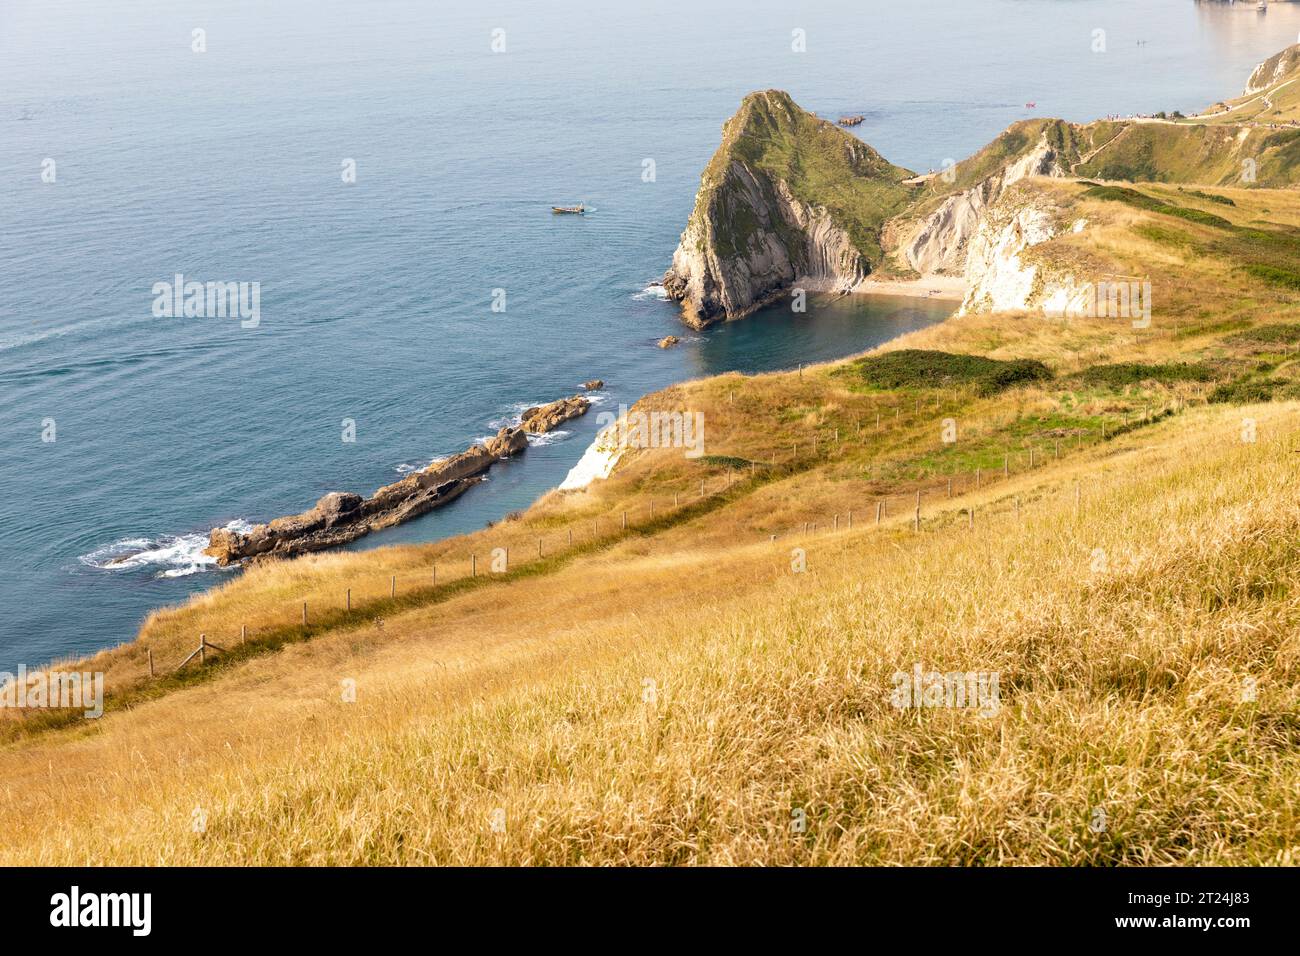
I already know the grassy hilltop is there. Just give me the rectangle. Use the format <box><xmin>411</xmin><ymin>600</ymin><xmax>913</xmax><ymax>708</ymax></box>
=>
<box><xmin>3</xmin><ymin>55</ymin><xmax>1300</xmax><ymax>866</ymax></box>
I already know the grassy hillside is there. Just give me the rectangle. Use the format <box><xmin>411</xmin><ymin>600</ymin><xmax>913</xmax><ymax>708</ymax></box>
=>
<box><xmin>1</xmin><ymin>177</ymin><xmax>1298</xmax><ymax>865</ymax></box>
<box><xmin>903</xmin><ymin>46</ymin><xmax>1300</xmax><ymax>221</ymax></box>
<box><xmin>3</xmin><ymin>401</ymin><xmax>1295</xmax><ymax>865</ymax></box>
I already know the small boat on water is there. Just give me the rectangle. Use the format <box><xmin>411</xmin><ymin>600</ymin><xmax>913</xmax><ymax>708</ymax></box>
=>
<box><xmin>552</xmin><ymin>205</ymin><xmax>585</xmax><ymax>214</ymax></box>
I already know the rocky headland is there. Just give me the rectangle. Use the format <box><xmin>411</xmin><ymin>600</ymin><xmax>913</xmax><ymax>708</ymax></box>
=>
<box><xmin>661</xmin><ymin>90</ymin><xmax>914</xmax><ymax>328</ymax></box>
<box><xmin>204</xmin><ymin>394</ymin><xmax>593</xmax><ymax>565</ymax></box>
<box><xmin>664</xmin><ymin>61</ymin><xmax>1300</xmax><ymax>329</ymax></box>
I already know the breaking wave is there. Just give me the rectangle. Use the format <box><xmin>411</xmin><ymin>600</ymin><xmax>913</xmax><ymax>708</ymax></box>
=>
<box><xmin>79</xmin><ymin>520</ymin><xmax>253</xmax><ymax>578</ymax></box>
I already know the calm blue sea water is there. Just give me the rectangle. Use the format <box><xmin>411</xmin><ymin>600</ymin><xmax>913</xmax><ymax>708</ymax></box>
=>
<box><xmin>3</xmin><ymin>0</ymin><xmax>1299</xmax><ymax>666</ymax></box>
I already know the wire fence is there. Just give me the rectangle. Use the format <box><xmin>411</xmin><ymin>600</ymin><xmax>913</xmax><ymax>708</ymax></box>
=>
<box><xmin>142</xmin><ymin>401</ymin><xmax>1182</xmax><ymax>678</ymax></box>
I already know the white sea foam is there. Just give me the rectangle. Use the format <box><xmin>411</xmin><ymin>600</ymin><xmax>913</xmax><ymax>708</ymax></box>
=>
<box><xmin>80</xmin><ymin>520</ymin><xmax>252</xmax><ymax>578</ymax></box>
<box><xmin>632</xmin><ymin>283</ymin><xmax>669</xmax><ymax>301</ymax></box>
<box><xmin>395</xmin><ymin>455</ymin><xmax>448</xmax><ymax>475</ymax></box>
<box><xmin>488</xmin><ymin>399</ymin><xmax>555</xmax><ymax>431</ymax></box>
<box><xmin>526</xmin><ymin>429</ymin><xmax>571</xmax><ymax>447</ymax></box>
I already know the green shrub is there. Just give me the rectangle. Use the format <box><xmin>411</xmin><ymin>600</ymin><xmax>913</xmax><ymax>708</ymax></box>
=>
<box><xmin>1225</xmin><ymin>324</ymin><xmax>1300</xmax><ymax>350</ymax></box>
<box><xmin>1179</xmin><ymin>188</ymin><xmax>1235</xmax><ymax>207</ymax></box>
<box><xmin>1076</xmin><ymin>362</ymin><xmax>1215</xmax><ymax>388</ymax></box>
<box><xmin>1134</xmin><ymin>224</ymin><xmax>1195</xmax><ymax>248</ymax></box>
<box><xmin>698</xmin><ymin>455</ymin><xmax>753</xmax><ymax>469</ymax></box>
<box><xmin>1244</xmin><ymin>264</ymin><xmax>1300</xmax><ymax>290</ymax></box>
<box><xmin>841</xmin><ymin>350</ymin><xmax>1052</xmax><ymax>394</ymax></box>
<box><xmin>1082</xmin><ymin>185</ymin><xmax>1232</xmax><ymax>228</ymax></box>
<box><xmin>1208</xmin><ymin>378</ymin><xmax>1280</xmax><ymax>404</ymax></box>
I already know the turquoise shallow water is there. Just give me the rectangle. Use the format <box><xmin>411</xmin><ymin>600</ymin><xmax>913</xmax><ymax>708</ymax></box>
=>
<box><xmin>3</xmin><ymin>0</ymin><xmax>1300</xmax><ymax>665</ymax></box>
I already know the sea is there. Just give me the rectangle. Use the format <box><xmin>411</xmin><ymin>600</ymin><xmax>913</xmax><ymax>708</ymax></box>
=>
<box><xmin>3</xmin><ymin>0</ymin><xmax>1299</xmax><ymax>665</ymax></box>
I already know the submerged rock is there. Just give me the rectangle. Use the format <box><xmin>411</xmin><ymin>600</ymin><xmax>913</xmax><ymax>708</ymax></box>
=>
<box><xmin>581</xmin><ymin>379</ymin><xmax>604</xmax><ymax>391</ymax></box>
<box><xmin>657</xmin><ymin>336</ymin><xmax>680</xmax><ymax>349</ymax></box>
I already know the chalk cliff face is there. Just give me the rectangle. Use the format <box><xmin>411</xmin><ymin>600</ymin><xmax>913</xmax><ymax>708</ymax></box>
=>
<box><xmin>663</xmin><ymin>104</ymin><xmax>1093</xmax><ymax>328</ymax></box>
<box><xmin>1245</xmin><ymin>43</ymin><xmax>1300</xmax><ymax>95</ymax></box>
<box><xmin>898</xmin><ymin>132</ymin><xmax>1068</xmax><ymax>277</ymax></box>
<box><xmin>956</xmin><ymin>184</ymin><xmax>1092</xmax><ymax>318</ymax></box>
<box><xmin>663</xmin><ymin>90</ymin><xmax>914</xmax><ymax>328</ymax></box>
<box><xmin>958</xmin><ymin>199</ymin><xmax>1060</xmax><ymax>316</ymax></box>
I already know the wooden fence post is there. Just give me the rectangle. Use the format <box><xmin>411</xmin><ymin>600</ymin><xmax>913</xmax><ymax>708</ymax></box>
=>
<box><xmin>302</xmin><ymin>602</ymin><xmax>307</xmax><ymax>626</ymax></box>
<box><xmin>390</xmin><ymin>576</ymin><xmax>396</xmax><ymax>598</ymax></box>
<box><xmin>538</xmin><ymin>537</ymin><xmax>543</xmax><ymax>558</ymax></box>
<box><xmin>472</xmin><ymin>554</ymin><xmax>477</xmax><ymax>576</ymax></box>
<box><xmin>568</xmin><ymin>529</ymin><xmax>573</xmax><ymax>547</ymax></box>
<box><xmin>622</xmin><ymin>511</ymin><xmax>627</xmax><ymax>530</ymax></box>
<box><xmin>914</xmin><ymin>491</ymin><xmax>921</xmax><ymax>532</ymax></box>
<box><xmin>947</xmin><ymin>478</ymin><xmax>952</xmax><ymax>498</ymax></box>
<box><xmin>240</xmin><ymin>624</ymin><xmax>247</xmax><ymax>646</ymax></box>
<box><xmin>876</xmin><ymin>501</ymin><xmax>883</xmax><ymax>524</ymax></box>
<box><xmin>147</xmin><ymin>649</ymin><xmax>154</xmax><ymax>678</ymax></box>
<box><xmin>1003</xmin><ymin>454</ymin><xmax>1009</xmax><ymax>478</ymax></box>
<box><xmin>346</xmin><ymin>588</ymin><xmax>351</xmax><ymax>611</ymax></box>
<box><xmin>848</xmin><ymin>510</ymin><xmax>853</xmax><ymax>530</ymax></box>
<box><xmin>200</xmin><ymin>634</ymin><xmax>207</xmax><ymax>666</ymax></box>
<box><xmin>968</xmin><ymin>507</ymin><xmax>974</xmax><ymax>530</ymax></box>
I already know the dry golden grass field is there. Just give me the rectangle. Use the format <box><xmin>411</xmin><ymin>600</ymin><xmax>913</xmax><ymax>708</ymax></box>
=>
<box><xmin>2</xmin><ymin>179</ymin><xmax>1297</xmax><ymax>866</ymax></box>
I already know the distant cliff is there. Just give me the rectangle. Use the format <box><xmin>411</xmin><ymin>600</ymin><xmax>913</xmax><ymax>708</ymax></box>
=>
<box><xmin>666</xmin><ymin>44</ymin><xmax>1300</xmax><ymax>328</ymax></box>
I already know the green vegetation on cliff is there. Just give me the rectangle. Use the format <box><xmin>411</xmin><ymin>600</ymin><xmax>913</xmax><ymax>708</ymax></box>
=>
<box><xmin>694</xmin><ymin>90</ymin><xmax>915</xmax><ymax>265</ymax></box>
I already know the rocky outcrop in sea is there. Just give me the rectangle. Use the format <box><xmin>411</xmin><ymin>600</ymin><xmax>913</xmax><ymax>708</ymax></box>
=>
<box><xmin>662</xmin><ymin>90</ymin><xmax>913</xmax><ymax>328</ymax></box>
<box><xmin>203</xmin><ymin>394</ymin><xmax>593</xmax><ymax>565</ymax></box>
